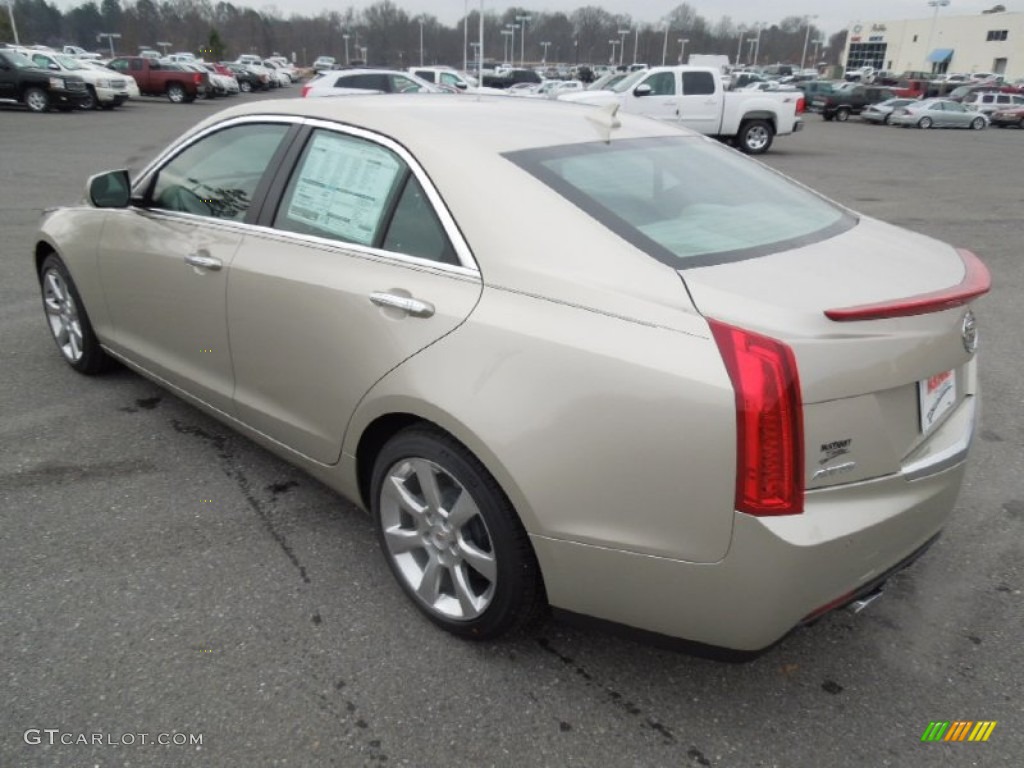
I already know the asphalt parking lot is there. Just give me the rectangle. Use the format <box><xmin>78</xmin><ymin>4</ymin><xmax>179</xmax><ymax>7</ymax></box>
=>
<box><xmin>1</xmin><ymin>95</ymin><xmax>1022</xmax><ymax>767</ymax></box>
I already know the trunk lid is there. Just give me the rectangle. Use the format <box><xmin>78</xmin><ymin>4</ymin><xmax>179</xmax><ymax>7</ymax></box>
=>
<box><xmin>682</xmin><ymin>216</ymin><xmax>987</xmax><ymax>490</ymax></box>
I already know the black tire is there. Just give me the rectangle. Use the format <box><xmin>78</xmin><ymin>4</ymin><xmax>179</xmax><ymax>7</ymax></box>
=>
<box><xmin>166</xmin><ymin>83</ymin><xmax>186</xmax><ymax>103</ymax></box>
<box><xmin>239</xmin><ymin>80</ymin><xmax>253</xmax><ymax>93</ymax></box>
<box><xmin>38</xmin><ymin>254</ymin><xmax>111</xmax><ymax>375</ymax></box>
<box><xmin>24</xmin><ymin>86</ymin><xmax>50</xmax><ymax>113</ymax></box>
<box><xmin>736</xmin><ymin>119</ymin><xmax>774</xmax><ymax>155</ymax></box>
<box><xmin>970</xmin><ymin>117</ymin><xmax>986</xmax><ymax>130</ymax></box>
<box><xmin>835</xmin><ymin>107</ymin><xmax>851</xmax><ymax>122</ymax></box>
<box><xmin>918</xmin><ymin>116</ymin><xmax>933</xmax><ymax>129</ymax></box>
<box><xmin>371</xmin><ymin>427</ymin><xmax>546</xmax><ymax>640</ymax></box>
<box><xmin>822</xmin><ymin>113</ymin><xmax>834</xmax><ymax>122</ymax></box>
<box><xmin>81</xmin><ymin>86</ymin><xmax>97</xmax><ymax>111</ymax></box>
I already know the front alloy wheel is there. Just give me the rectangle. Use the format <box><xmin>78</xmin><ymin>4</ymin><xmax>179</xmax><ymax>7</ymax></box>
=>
<box><xmin>372</xmin><ymin>428</ymin><xmax>545</xmax><ymax>639</ymax></box>
<box><xmin>40</xmin><ymin>254</ymin><xmax>109</xmax><ymax>374</ymax></box>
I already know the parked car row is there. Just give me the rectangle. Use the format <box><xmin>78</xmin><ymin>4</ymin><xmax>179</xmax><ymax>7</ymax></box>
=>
<box><xmin>1</xmin><ymin>45</ymin><xmax>307</xmax><ymax>112</ymax></box>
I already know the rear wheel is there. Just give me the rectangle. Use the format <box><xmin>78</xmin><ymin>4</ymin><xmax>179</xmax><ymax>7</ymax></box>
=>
<box><xmin>239</xmin><ymin>80</ymin><xmax>253</xmax><ymax>93</ymax></box>
<box><xmin>371</xmin><ymin>427</ymin><xmax>546</xmax><ymax>639</ymax></box>
<box><xmin>835</xmin><ymin>107</ymin><xmax>851</xmax><ymax>122</ymax></box>
<box><xmin>39</xmin><ymin>254</ymin><xmax>111</xmax><ymax>374</ymax></box>
<box><xmin>737</xmin><ymin>119</ymin><xmax>774</xmax><ymax>155</ymax></box>
<box><xmin>24</xmin><ymin>87</ymin><xmax>50</xmax><ymax>113</ymax></box>
<box><xmin>918</xmin><ymin>116</ymin><xmax>933</xmax><ymax>129</ymax></box>
<box><xmin>970</xmin><ymin>117</ymin><xmax>986</xmax><ymax>130</ymax></box>
<box><xmin>166</xmin><ymin>83</ymin><xmax>186</xmax><ymax>103</ymax></box>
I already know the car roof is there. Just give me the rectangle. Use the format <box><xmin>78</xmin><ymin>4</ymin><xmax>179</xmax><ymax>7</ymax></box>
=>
<box><xmin>198</xmin><ymin>94</ymin><xmax>686</xmax><ymax>155</ymax></box>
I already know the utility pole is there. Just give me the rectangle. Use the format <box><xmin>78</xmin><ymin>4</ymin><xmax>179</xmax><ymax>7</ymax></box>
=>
<box><xmin>516</xmin><ymin>14</ymin><xmax>531</xmax><ymax>67</ymax></box>
<box><xmin>463</xmin><ymin>0</ymin><xmax>468</xmax><ymax>74</ymax></box>
<box><xmin>661</xmin><ymin>22</ymin><xmax>670</xmax><ymax>66</ymax></box>
<box><xmin>799</xmin><ymin>15</ymin><xmax>818</xmax><ymax>71</ymax></box>
<box><xmin>540</xmin><ymin>41</ymin><xmax>550</xmax><ymax>63</ymax></box>
<box><xmin>617</xmin><ymin>29</ymin><xmax>628</xmax><ymax>67</ymax></box>
<box><xmin>633</xmin><ymin>28</ymin><xmax>639</xmax><ymax>65</ymax></box>
<box><xmin>419</xmin><ymin>17</ymin><xmax>424</xmax><ymax>66</ymax></box>
<box><xmin>97</xmin><ymin>32</ymin><xmax>121</xmax><ymax>58</ymax></box>
<box><xmin>343</xmin><ymin>34</ymin><xmax>350</xmax><ymax>66</ymax></box>
<box><xmin>5</xmin><ymin>0</ymin><xmax>19</xmax><ymax>46</ymax></box>
<box><xmin>678</xmin><ymin>38</ymin><xmax>689</xmax><ymax>65</ymax></box>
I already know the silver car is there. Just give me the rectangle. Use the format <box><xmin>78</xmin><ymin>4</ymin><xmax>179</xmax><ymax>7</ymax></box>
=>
<box><xmin>860</xmin><ymin>97</ymin><xmax>916</xmax><ymax>124</ymax></box>
<box><xmin>34</xmin><ymin>96</ymin><xmax>990</xmax><ymax>652</ymax></box>
<box><xmin>890</xmin><ymin>98</ymin><xmax>989</xmax><ymax>129</ymax></box>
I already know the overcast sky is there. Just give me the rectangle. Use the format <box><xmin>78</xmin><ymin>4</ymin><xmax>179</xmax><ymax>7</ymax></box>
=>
<box><xmin>227</xmin><ymin>1</ymin><xmax>1002</xmax><ymax>35</ymax></box>
<box><xmin>47</xmin><ymin>0</ymin><xmax>1009</xmax><ymax>37</ymax></box>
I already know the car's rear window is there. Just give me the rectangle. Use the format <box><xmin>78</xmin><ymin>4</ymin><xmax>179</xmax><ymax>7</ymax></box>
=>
<box><xmin>506</xmin><ymin>136</ymin><xmax>854</xmax><ymax>268</ymax></box>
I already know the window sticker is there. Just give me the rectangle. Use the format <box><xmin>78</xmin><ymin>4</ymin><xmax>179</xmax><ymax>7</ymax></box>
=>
<box><xmin>285</xmin><ymin>132</ymin><xmax>401</xmax><ymax>245</ymax></box>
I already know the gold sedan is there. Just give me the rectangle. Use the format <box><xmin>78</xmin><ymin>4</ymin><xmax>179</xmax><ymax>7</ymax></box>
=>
<box><xmin>35</xmin><ymin>96</ymin><xmax>989</xmax><ymax>652</ymax></box>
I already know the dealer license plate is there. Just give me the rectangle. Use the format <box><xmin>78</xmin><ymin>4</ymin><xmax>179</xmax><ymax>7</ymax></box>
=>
<box><xmin>918</xmin><ymin>369</ymin><xmax>956</xmax><ymax>434</ymax></box>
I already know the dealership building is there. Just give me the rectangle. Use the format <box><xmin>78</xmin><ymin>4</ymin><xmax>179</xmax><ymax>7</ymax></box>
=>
<box><xmin>842</xmin><ymin>10</ymin><xmax>1024</xmax><ymax>78</ymax></box>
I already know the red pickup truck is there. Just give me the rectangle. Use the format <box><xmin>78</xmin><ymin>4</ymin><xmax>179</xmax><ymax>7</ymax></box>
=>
<box><xmin>106</xmin><ymin>57</ymin><xmax>209</xmax><ymax>103</ymax></box>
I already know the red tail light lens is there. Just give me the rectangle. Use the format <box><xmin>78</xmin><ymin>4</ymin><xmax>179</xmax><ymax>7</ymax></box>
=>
<box><xmin>796</xmin><ymin>96</ymin><xmax>806</xmax><ymax>114</ymax></box>
<box><xmin>193</xmin><ymin>73</ymin><xmax>202</xmax><ymax>85</ymax></box>
<box><xmin>709</xmin><ymin>320</ymin><xmax>804</xmax><ymax>516</ymax></box>
<box><xmin>301</xmin><ymin>84</ymin><xmax>311</xmax><ymax>98</ymax></box>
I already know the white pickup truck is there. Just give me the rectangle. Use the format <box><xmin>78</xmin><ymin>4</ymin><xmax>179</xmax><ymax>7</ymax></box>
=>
<box><xmin>560</xmin><ymin>65</ymin><xmax>804</xmax><ymax>154</ymax></box>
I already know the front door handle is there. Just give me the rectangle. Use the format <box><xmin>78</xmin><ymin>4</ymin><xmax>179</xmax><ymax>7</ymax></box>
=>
<box><xmin>185</xmin><ymin>253</ymin><xmax>222</xmax><ymax>271</ymax></box>
<box><xmin>370</xmin><ymin>292</ymin><xmax>435</xmax><ymax>318</ymax></box>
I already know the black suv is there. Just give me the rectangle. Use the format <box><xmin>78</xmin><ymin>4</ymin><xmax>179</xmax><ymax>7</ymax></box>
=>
<box><xmin>0</xmin><ymin>49</ymin><xmax>91</xmax><ymax>112</ymax></box>
<box><xmin>810</xmin><ymin>85</ymin><xmax>897</xmax><ymax>122</ymax></box>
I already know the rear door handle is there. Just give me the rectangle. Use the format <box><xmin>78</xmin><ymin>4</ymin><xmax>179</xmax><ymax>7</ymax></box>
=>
<box><xmin>185</xmin><ymin>252</ymin><xmax>223</xmax><ymax>271</ymax></box>
<box><xmin>370</xmin><ymin>292</ymin><xmax>435</xmax><ymax>318</ymax></box>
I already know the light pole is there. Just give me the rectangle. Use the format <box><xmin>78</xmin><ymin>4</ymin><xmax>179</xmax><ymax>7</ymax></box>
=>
<box><xmin>633</xmin><ymin>28</ymin><xmax>639</xmax><ymax>65</ymax></box>
<box><xmin>617</xmin><ymin>29</ymin><xmax>628</xmax><ymax>67</ymax></box>
<box><xmin>800</xmin><ymin>15</ymin><xmax>818</xmax><ymax>72</ymax></box>
<box><xmin>418</xmin><ymin>17</ymin><xmax>424</xmax><ymax>66</ymax></box>
<box><xmin>661</xmin><ymin>22</ymin><xmax>670</xmax><ymax>66</ymax></box>
<box><xmin>505</xmin><ymin>23</ymin><xmax>518</xmax><ymax>67</ymax></box>
<box><xmin>608</xmin><ymin>39</ymin><xmax>619</xmax><ymax>65</ymax></box>
<box><xmin>361</xmin><ymin>46</ymin><xmax>368</xmax><ymax>65</ymax></box>
<box><xmin>501</xmin><ymin>29</ymin><xmax>513</xmax><ymax>66</ymax></box>
<box><xmin>463</xmin><ymin>0</ymin><xmax>468</xmax><ymax>74</ymax></box>
<box><xmin>97</xmin><ymin>32</ymin><xmax>121</xmax><ymax>58</ymax></box>
<box><xmin>5</xmin><ymin>0</ymin><xmax>19</xmax><ymax>46</ymax></box>
<box><xmin>540</xmin><ymin>41</ymin><xmax>550</xmax><ymax>64</ymax></box>
<box><xmin>343</xmin><ymin>34</ymin><xmax>350</xmax><ymax>66</ymax></box>
<box><xmin>516</xmin><ymin>14</ymin><xmax>531</xmax><ymax>67</ymax></box>
<box><xmin>156</xmin><ymin>41</ymin><xmax>171</xmax><ymax>55</ymax></box>
<box><xmin>746</xmin><ymin>38</ymin><xmax>757</xmax><ymax>65</ymax></box>
<box><xmin>677</xmin><ymin>37</ymin><xmax>689</xmax><ymax>65</ymax></box>
<box><xmin>812</xmin><ymin>39</ymin><xmax>825</xmax><ymax>67</ymax></box>
<box><xmin>736</xmin><ymin>30</ymin><xmax>744</xmax><ymax>65</ymax></box>
<box><xmin>753</xmin><ymin>24</ymin><xmax>763</xmax><ymax>68</ymax></box>
<box><xmin>926</xmin><ymin>0</ymin><xmax>951</xmax><ymax>72</ymax></box>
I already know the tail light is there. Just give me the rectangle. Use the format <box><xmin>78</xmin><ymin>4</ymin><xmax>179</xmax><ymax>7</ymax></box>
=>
<box><xmin>193</xmin><ymin>73</ymin><xmax>202</xmax><ymax>86</ymax></box>
<box><xmin>796</xmin><ymin>96</ymin><xmax>806</xmax><ymax>114</ymax></box>
<box><xmin>709</xmin><ymin>320</ymin><xmax>804</xmax><ymax>516</ymax></box>
<box><xmin>301</xmin><ymin>83</ymin><xmax>312</xmax><ymax>98</ymax></box>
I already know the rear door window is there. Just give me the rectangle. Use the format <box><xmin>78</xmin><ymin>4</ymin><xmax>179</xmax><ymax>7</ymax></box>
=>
<box><xmin>682</xmin><ymin>71</ymin><xmax>716</xmax><ymax>95</ymax></box>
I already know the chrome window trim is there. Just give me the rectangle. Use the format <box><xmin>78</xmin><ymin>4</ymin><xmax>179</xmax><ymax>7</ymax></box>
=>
<box><xmin>299</xmin><ymin>117</ymin><xmax>479</xmax><ymax>273</ymax></box>
<box><xmin>238</xmin><ymin>221</ymin><xmax>481</xmax><ymax>281</ymax></box>
<box><xmin>130</xmin><ymin>113</ymin><xmax>480</xmax><ymax>274</ymax></box>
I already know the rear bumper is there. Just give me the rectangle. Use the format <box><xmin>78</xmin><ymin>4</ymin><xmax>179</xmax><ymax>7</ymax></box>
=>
<box><xmin>532</xmin><ymin>454</ymin><xmax>967</xmax><ymax>652</ymax></box>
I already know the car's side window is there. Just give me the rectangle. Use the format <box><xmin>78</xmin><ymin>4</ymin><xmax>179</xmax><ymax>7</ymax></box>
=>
<box><xmin>382</xmin><ymin>176</ymin><xmax>458</xmax><ymax>264</ymax></box>
<box><xmin>682</xmin><ymin>71</ymin><xmax>716</xmax><ymax>96</ymax></box>
<box><xmin>643</xmin><ymin>72</ymin><xmax>676</xmax><ymax>96</ymax></box>
<box><xmin>391</xmin><ymin>75</ymin><xmax>424</xmax><ymax>93</ymax></box>
<box><xmin>274</xmin><ymin>130</ymin><xmax>405</xmax><ymax>246</ymax></box>
<box><xmin>337</xmin><ymin>73</ymin><xmax>388</xmax><ymax>91</ymax></box>
<box><xmin>273</xmin><ymin>129</ymin><xmax>458</xmax><ymax>264</ymax></box>
<box><xmin>148</xmin><ymin>123</ymin><xmax>289</xmax><ymax>221</ymax></box>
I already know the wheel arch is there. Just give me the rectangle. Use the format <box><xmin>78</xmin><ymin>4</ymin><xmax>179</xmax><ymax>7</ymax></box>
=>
<box><xmin>739</xmin><ymin>110</ymin><xmax>777</xmax><ymax>131</ymax></box>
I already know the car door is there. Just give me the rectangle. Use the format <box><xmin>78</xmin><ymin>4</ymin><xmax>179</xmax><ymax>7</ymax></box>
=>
<box><xmin>942</xmin><ymin>101</ymin><xmax>969</xmax><ymax>127</ymax></box>
<box><xmin>226</xmin><ymin>124</ymin><xmax>483</xmax><ymax>464</ymax></box>
<box><xmin>676</xmin><ymin>70</ymin><xmax>721</xmax><ymax>134</ymax></box>
<box><xmin>627</xmin><ymin>70</ymin><xmax>678</xmax><ymax>120</ymax></box>
<box><xmin>97</xmin><ymin>119</ymin><xmax>296</xmax><ymax>413</ymax></box>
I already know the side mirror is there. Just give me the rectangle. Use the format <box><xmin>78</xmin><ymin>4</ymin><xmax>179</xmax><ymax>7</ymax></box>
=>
<box><xmin>87</xmin><ymin>170</ymin><xmax>132</xmax><ymax>209</ymax></box>
<box><xmin>633</xmin><ymin>84</ymin><xmax>652</xmax><ymax>97</ymax></box>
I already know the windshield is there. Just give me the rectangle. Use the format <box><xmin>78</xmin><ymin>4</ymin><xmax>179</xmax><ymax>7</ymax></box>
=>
<box><xmin>507</xmin><ymin>136</ymin><xmax>853</xmax><ymax>268</ymax></box>
<box><xmin>3</xmin><ymin>51</ymin><xmax>37</xmax><ymax>69</ymax></box>
<box><xmin>609</xmin><ymin>70</ymin><xmax>648</xmax><ymax>93</ymax></box>
<box><xmin>55</xmin><ymin>54</ymin><xmax>84</xmax><ymax>70</ymax></box>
